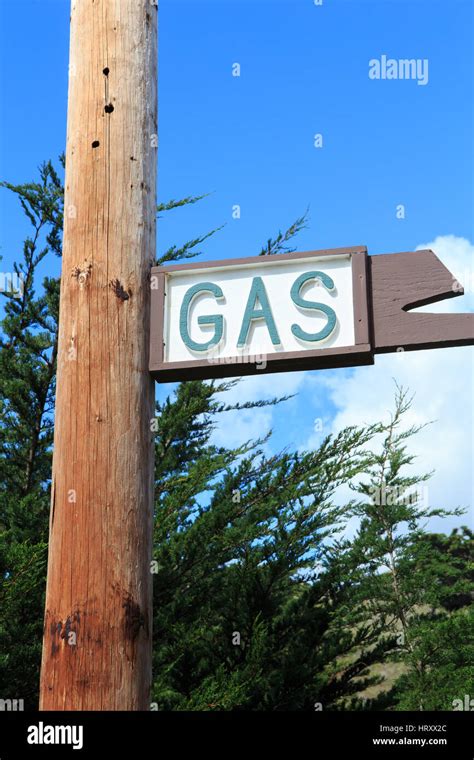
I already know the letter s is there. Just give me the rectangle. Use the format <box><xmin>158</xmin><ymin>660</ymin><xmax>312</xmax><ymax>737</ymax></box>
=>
<box><xmin>290</xmin><ymin>271</ymin><xmax>337</xmax><ymax>342</ymax></box>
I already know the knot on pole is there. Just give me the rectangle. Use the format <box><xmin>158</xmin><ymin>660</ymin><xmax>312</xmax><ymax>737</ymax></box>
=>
<box><xmin>71</xmin><ymin>263</ymin><xmax>92</xmax><ymax>289</ymax></box>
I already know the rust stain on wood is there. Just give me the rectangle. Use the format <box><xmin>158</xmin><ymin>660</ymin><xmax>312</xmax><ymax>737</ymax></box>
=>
<box><xmin>109</xmin><ymin>278</ymin><xmax>131</xmax><ymax>301</ymax></box>
<box><xmin>122</xmin><ymin>593</ymin><xmax>147</xmax><ymax>642</ymax></box>
<box><xmin>47</xmin><ymin>610</ymin><xmax>81</xmax><ymax>657</ymax></box>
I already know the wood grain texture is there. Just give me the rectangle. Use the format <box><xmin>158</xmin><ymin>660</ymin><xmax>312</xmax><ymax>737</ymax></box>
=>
<box><xmin>39</xmin><ymin>0</ymin><xmax>157</xmax><ymax>710</ymax></box>
<box><xmin>371</xmin><ymin>250</ymin><xmax>474</xmax><ymax>352</ymax></box>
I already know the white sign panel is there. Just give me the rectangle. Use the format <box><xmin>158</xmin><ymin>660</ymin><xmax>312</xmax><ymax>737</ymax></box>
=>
<box><xmin>150</xmin><ymin>247</ymin><xmax>372</xmax><ymax>381</ymax></box>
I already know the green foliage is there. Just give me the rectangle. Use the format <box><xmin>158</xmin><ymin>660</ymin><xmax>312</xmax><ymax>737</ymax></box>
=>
<box><xmin>391</xmin><ymin>608</ymin><xmax>474</xmax><ymax>710</ymax></box>
<box><xmin>328</xmin><ymin>387</ymin><xmax>473</xmax><ymax>710</ymax></box>
<box><xmin>0</xmin><ymin>160</ymin><xmax>63</xmax><ymax>707</ymax></box>
<box><xmin>0</xmin><ymin>160</ymin><xmax>62</xmax><ymax>539</ymax></box>
<box><xmin>258</xmin><ymin>209</ymin><xmax>309</xmax><ymax>256</ymax></box>
<box><xmin>0</xmin><ymin>538</ymin><xmax>47</xmax><ymax>709</ymax></box>
<box><xmin>152</xmin><ymin>380</ymin><xmax>382</xmax><ymax>709</ymax></box>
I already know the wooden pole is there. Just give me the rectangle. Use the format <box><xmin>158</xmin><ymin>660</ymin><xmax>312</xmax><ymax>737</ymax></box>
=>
<box><xmin>39</xmin><ymin>0</ymin><xmax>157</xmax><ymax>710</ymax></box>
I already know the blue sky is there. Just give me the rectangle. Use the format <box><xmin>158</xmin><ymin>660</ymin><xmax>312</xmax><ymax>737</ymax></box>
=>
<box><xmin>1</xmin><ymin>0</ymin><xmax>472</xmax><ymax>253</ymax></box>
<box><xmin>0</xmin><ymin>0</ymin><xmax>473</xmax><ymax>529</ymax></box>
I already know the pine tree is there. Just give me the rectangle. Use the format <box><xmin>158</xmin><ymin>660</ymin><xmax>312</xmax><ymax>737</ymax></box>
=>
<box><xmin>0</xmin><ymin>159</ymin><xmax>63</xmax><ymax>707</ymax></box>
<box><xmin>332</xmin><ymin>387</ymin><xmax>473</xmax><ymax>710</ymax></box>
<box><xmin>151</xmin><ymin>380</ymin><xmax>383</xmax><ymax>709</ymax></box>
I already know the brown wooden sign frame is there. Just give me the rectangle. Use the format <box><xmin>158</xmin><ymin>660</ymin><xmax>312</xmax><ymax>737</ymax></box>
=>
<box><xmin>149</xmin><ymin>246</ymin><xmax>474</xmax><ymax>383</ymax></box>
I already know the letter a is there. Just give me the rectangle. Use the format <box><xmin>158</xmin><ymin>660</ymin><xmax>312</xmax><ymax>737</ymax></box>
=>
<box><xmin>237</xmin><ymin>277</ymin><xmax>280</xmax><ymax>347</ymax></box>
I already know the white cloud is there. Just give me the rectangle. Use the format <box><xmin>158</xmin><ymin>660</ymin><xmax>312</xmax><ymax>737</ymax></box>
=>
<box><xmin>211</xmin><ymin>371</ymin><xmax>306</xmax><ymax>449</ymax></box>
<box><xmin>415</xmin><ymin>235</ymin><xmax>474</xmax><ymax>312</ymax></box>
<box><xmin>313</xmin><ymin>235</ymin><xmax>474</xmax><ymax>533</ymax></box>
